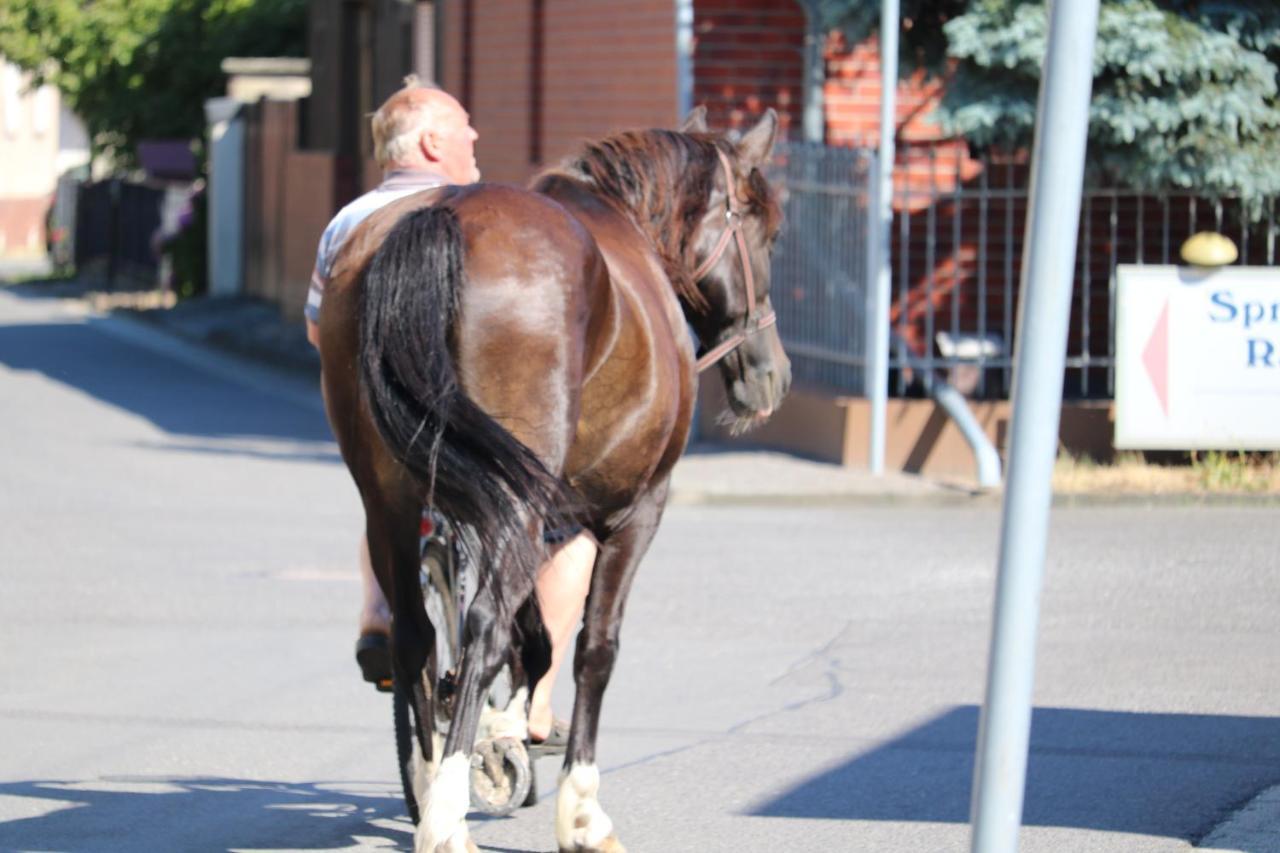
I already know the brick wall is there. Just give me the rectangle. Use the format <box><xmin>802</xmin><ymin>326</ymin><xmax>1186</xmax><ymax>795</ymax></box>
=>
<box><xmin>692</xmin><ymin>0</ymin><xmax>805</xmax><ymax>136</ymax></box>
<box><xmin>825</xmin><ymin>33</ymin><xmax>980</xmax><ymax>203</ymax></box>
<box><xmin>439</xmin><ymin>0</ymin><xmax>677</xmax><ymax>185</ymax></box>
<box><xmin>243</xmin><ymin>100</ymin><xmax>335</xmax><ymax>322</ymax></box>
<box><xmin>0</xmin><ymin>198</ymin><xmax>47</xmax><ymax>257</ymax></box>
<box><xmin>470</xmin><ymin>0</ymin><xmax>533</xmax><ymax>183</ymax></box>
<box><xmin>439</xmin><ymin>0</ymin><xmax>465</xmax><ymax>105</ymax></box>
<box><xmin>542</xmin><ymin>0</ymin><xmax>677</xmax><ymax>172</ymax></box>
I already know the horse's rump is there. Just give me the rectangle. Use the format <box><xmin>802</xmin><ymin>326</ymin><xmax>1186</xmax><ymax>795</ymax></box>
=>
<box><xmin>323</xmin><ymin>184</ymin><xmax>606</xmax><ymax>619</ymax></box>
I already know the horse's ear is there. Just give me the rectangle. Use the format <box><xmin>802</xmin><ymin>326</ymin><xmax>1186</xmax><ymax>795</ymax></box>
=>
<box><xmin>738</xmin><ymin>108</ymin><xmax>778</xmax><ymax>167</ymax></box>
<box><xmin>680</xmin><ymin>105</ymin><xmax>708</xmax><ymax>134</ymax></box>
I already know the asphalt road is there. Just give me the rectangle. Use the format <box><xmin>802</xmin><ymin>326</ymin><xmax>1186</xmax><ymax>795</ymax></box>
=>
<box><xmin>1</xmin><ymin>285</ymin><xmax>1278</xmax><ymax>853</ymax></box>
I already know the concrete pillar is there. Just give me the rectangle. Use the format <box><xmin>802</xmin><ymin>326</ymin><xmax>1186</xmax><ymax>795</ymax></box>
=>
<box><xmin>204</xmin><ymin>97</ymin><xmax>245</xmax><ymax>298</ymax></box>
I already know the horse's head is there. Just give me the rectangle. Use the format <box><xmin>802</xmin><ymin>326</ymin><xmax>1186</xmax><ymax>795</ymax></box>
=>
<box><xmin>683</xmin><ymin>108</ymin><xmax>792</xmax><ymax>433</ymax></box>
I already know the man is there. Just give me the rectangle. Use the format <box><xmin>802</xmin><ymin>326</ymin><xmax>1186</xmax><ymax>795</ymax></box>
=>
<box><xmin>308</xmin><ymin>79</ymin><xmax>594</xmax><ymax>746</ymax></box>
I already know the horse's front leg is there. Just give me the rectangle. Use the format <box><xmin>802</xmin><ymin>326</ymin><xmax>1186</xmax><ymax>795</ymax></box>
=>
<box><xmin>416</xmin><ymin>569</ymin><xmax>533</xmax><ymax>853</ymax></box>
<box><xmin>557</xmin><ymin>484</ymin><xmax>667</xmax><ymax>853</ymax></box>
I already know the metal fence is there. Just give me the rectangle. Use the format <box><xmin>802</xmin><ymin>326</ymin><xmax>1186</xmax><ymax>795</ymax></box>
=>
<box><xmin>768</xmin><ymin>141</ymin><xmax>875</xmax><ymax>396</ymax></box>
<box><xmin>768</xmin><ymin>141</ymin><xmax>1280</xmax><ymax>401</ymax></box>
<box><xmin>74</xmin><ymin>178</ymin><xmax>166</xmax><ymax>287</ymax></box>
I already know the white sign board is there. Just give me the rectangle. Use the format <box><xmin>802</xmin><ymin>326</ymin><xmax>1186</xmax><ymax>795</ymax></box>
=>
<box><xmin>1116</xmin><ymin>264</ymin><xmax>1280</xmax><ymax>449</ymax></box>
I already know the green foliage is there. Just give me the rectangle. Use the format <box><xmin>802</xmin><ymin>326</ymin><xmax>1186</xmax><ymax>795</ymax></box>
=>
<box><xmin>820</xmin><ymin>1</ymin><xmax>1280</xmax><ymax>205</ymax></box>
<box><xmin>0</xmin><ymin>0</ymin><xmax>307</xmax><ymax>168</ymax></box>
<box><xmin>165</xmin><ymin>190</ymin><xmax>208</xmax><ymax>299</ymax></box>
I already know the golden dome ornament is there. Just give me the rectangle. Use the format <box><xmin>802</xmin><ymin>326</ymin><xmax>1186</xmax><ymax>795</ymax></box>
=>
<box><xmin>1180</xmin><ymin>231</ymin><xmax>1239</xmax><ymax>267</ymax></box>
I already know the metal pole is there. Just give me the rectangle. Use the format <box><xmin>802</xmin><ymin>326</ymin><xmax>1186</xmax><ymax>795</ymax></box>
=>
<box><xmin>867</xmin><ymin>0</ymin><xmax>898</xmax><ymax>474</ymax></box>
<box><xmin>969</xmin><ymin>2</ymin><xmax>1099</xmax><ymax>851</ymax></box>
<box><xmin>675</xmin><ymin>0</ymin><xmax>694</xmax><ymax>121</ymax></box>
<box><xmin>799</xmin><ymin>1</ymin><xmax>825</xmax><ymax>144</ymax></box>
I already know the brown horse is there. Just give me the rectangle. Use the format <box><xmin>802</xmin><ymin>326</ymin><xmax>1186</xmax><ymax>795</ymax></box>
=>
<box><xmin>317</xmin><ymin>107</ymin><xmax>789</xmax><ymax>853</ymax></box>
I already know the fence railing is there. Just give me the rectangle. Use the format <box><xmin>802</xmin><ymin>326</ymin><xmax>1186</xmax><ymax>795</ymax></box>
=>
<box><xmin>768</xmin><ymin>141</ymin><xmax>1280</xmax><ymax>401</ymax></box>
<box><xmin>769</xmin><ymin>141</ymin><xmax>875</xmax><ymax>397</ymax></box>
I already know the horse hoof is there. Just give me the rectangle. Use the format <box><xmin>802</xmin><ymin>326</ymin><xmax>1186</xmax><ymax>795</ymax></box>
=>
<box><xmin>559</xmin><ymin>836</ymin><xmax>625</xmax><ymax>853</ymax></box>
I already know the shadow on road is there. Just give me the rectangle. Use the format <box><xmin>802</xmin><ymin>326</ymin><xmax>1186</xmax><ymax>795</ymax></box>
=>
<box><xmin>0</xmin><ymin>776</ymin><xmax>554</xmax><ymax>852</ymax></box>
<box><xmin>0</xmin><ymin>777</ymin><xmax>409</xmax><ymax>851</ymax></box>
<box><xmin>0</xmin><ymin>320</ymin><xmax>335</xmax><ymax>449</ymax></box>
<box><xmin>750</xmin><ymin>705</ymin><xmax>1280</xmax><ymax>842</ymax></box>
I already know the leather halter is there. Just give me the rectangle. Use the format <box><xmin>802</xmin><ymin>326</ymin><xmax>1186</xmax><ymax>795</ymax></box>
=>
<box><xmin>693</xmin><ymin>148</ymin><xmax>778</xmax><ymax>373</ymax></box>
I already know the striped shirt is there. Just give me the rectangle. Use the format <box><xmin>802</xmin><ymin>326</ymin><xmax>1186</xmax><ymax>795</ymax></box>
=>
<box><xmin>306</xmin><ymin>169</ymin><xmax>450</xmax><ymax>324</ymax></box>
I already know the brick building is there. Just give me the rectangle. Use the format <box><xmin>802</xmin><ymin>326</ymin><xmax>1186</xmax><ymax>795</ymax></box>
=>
<box><xmin>0</xmin><ymin>59</ymin><xmax>89</xmax><ymax>259</ymax></box>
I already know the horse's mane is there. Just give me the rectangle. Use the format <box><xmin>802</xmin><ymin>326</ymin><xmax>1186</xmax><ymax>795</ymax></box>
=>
<box><xmin>549</xmin><ymin>129</ymin><xmax>777</xmax><ymax>310</ymax></box>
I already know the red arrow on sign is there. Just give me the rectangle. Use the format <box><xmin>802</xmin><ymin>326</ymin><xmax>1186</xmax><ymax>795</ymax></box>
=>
<box><xmin>1142</xmin><ymin>299</ymin><xmax>1170</xmax><ymax>417</ymax></box>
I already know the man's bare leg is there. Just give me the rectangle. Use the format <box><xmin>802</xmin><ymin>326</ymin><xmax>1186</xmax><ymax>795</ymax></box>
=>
<box><xmin>529</xmin><ymin>532</ymin><xmax>597</xmax><ymax>742</ymax></box>
<box><xmin>356</xmin><ymin>525</ymin><xmax>594</xmax><ymax>734</ymax></box>
<box><xmin>358</xmin><ymin>533</ymin><xmax>392</xmax><ymax>635</ymax></box>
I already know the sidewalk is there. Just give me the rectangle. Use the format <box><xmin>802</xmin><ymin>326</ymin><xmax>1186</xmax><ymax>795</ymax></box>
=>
<box><xmin>0</xmin><ymin>267</ymin><xmax>967</xmax><ymax>504</ymax></box>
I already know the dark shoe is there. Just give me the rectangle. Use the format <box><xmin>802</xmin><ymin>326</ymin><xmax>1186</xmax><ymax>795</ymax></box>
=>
<box><xmin>528</xmin><ymin>717</ymin><xmax>570</xmax><ymax>757</ymax></box>
<box><xmin>355</xmin><ymin>632</ymin><xmax>393</xmax><ymax>693</ymax></box>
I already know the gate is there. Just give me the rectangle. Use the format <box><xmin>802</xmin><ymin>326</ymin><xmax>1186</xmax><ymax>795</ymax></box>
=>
<box><xmin>73</xmin><ymin>179</ymin><xmax>166</xmax><ymax>287</ymax></box>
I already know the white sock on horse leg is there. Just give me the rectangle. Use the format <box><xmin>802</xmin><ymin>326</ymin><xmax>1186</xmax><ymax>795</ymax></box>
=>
<box><xmin>556</xmin><ymin>763</ymin><xmax>615</xmax><ymax>851</ymax></box>
<box><xmin>416</xmin><ymin>751</ymin><xmax>473</xmax><ymax>853</ymax></box>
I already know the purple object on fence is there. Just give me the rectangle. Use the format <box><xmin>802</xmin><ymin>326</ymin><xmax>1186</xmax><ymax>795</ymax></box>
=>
<box><xmin>137</xmin><ymin>140</ymin><xmax>197</xmax><ymax>180</ymax></box>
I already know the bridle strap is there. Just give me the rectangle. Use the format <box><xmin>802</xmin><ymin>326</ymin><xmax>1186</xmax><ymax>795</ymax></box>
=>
<box><xmin>693</xmin><ymin>148</ymin><xmax>775</xmax><ymax>373</ymax></box>
<box><xmin>695</xmin><ymin>311</ymin><xmax>777</xmax><ymax>372</ymax></box>
<box><xmin>691</xmin><ymin>215</ymin><xmax>736</xmax><ymax>281</ymax></box>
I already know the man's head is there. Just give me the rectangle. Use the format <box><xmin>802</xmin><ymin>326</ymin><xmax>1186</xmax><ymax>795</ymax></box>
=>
<box><xmin>371</xmin><ymin>80</ymin><xmax>480</xmax><ymax>184</ymax></box>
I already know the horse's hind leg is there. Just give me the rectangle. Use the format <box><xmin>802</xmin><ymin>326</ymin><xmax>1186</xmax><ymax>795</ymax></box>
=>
<box><xmin>416</xmin><ymin>550</ymin><xmax>538</xmax><ymax>853</ymax></box>
<box><xmin>556</xmin><ymin>484</ymin><xmax>668</xmax><ymax>853</ymax></box>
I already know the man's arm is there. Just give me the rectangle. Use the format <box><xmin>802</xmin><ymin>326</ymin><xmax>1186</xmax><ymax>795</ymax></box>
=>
<box><xmin>307</xmin><ymin>233</ymin><xmax>330</xmax><ymax>351</ymax></box>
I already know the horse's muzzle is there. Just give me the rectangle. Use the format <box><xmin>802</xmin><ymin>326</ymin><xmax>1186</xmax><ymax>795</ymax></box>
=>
<box><xmin>726</xmin><ymin>355</ymin><xmax>792</xmax><ymax>425</ymax></box>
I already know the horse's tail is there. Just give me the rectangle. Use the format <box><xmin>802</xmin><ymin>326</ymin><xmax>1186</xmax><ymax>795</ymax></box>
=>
<box><xmin>358</xmin><ymin>205</ymin><xmax>569</xmax><ymax>621</ymax></box>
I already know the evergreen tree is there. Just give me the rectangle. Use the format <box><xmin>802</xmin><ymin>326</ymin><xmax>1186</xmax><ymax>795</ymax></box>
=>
<box><xmin>820</xmin><ymin>0</ymin><xmax>1280</xmax><ymax>206</ymax></box>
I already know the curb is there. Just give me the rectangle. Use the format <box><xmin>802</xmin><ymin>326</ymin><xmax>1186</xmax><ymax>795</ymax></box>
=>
<box><xmin>1198</xmin><ymin>784</ymin><xmax>1280</xmax><ymax>852</ymax></box>
<box><xmin>1051</xmin><ymin>492</ymin><xmax>1280</xmax><ymax>508</ymax></box>
<box><xmin>667</xmin><ymin>488</ymin><xmax>994</xmax><ymax>508</ymax></box>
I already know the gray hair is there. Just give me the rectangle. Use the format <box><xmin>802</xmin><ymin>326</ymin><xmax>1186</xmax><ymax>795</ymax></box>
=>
<box><xmin>371</xmin><ymin>76</ymin><xmax>442</xmax><ymax>166</ymax></box>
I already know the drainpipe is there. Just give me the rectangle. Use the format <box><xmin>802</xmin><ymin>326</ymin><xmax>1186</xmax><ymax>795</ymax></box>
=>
<box><xmin>893</xmin><ymin>333</ymin><xmax>1003</xmax><ymax>490</ymax></box>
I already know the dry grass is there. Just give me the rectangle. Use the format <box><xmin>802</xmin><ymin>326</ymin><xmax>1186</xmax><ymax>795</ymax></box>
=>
<box><xmin>1053</xmin><ymin>450</ymin><xmax>1280</xmax><ymax>496</ymax></box>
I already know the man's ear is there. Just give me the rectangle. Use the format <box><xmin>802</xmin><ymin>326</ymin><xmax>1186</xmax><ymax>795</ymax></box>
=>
<box><xmin>419</xmin><ymin>128</ymin><xmax>443</xmax><ymax>162</ymax></box>
<box><xmin>737</xmin><ymin>108</ymin><xmax>778</xmax><ymax>167</ymax></box>
<box><xmin>680</xmin><ymin>105</ymin><xmax>708</xmax><ymax>134</ymax></box>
